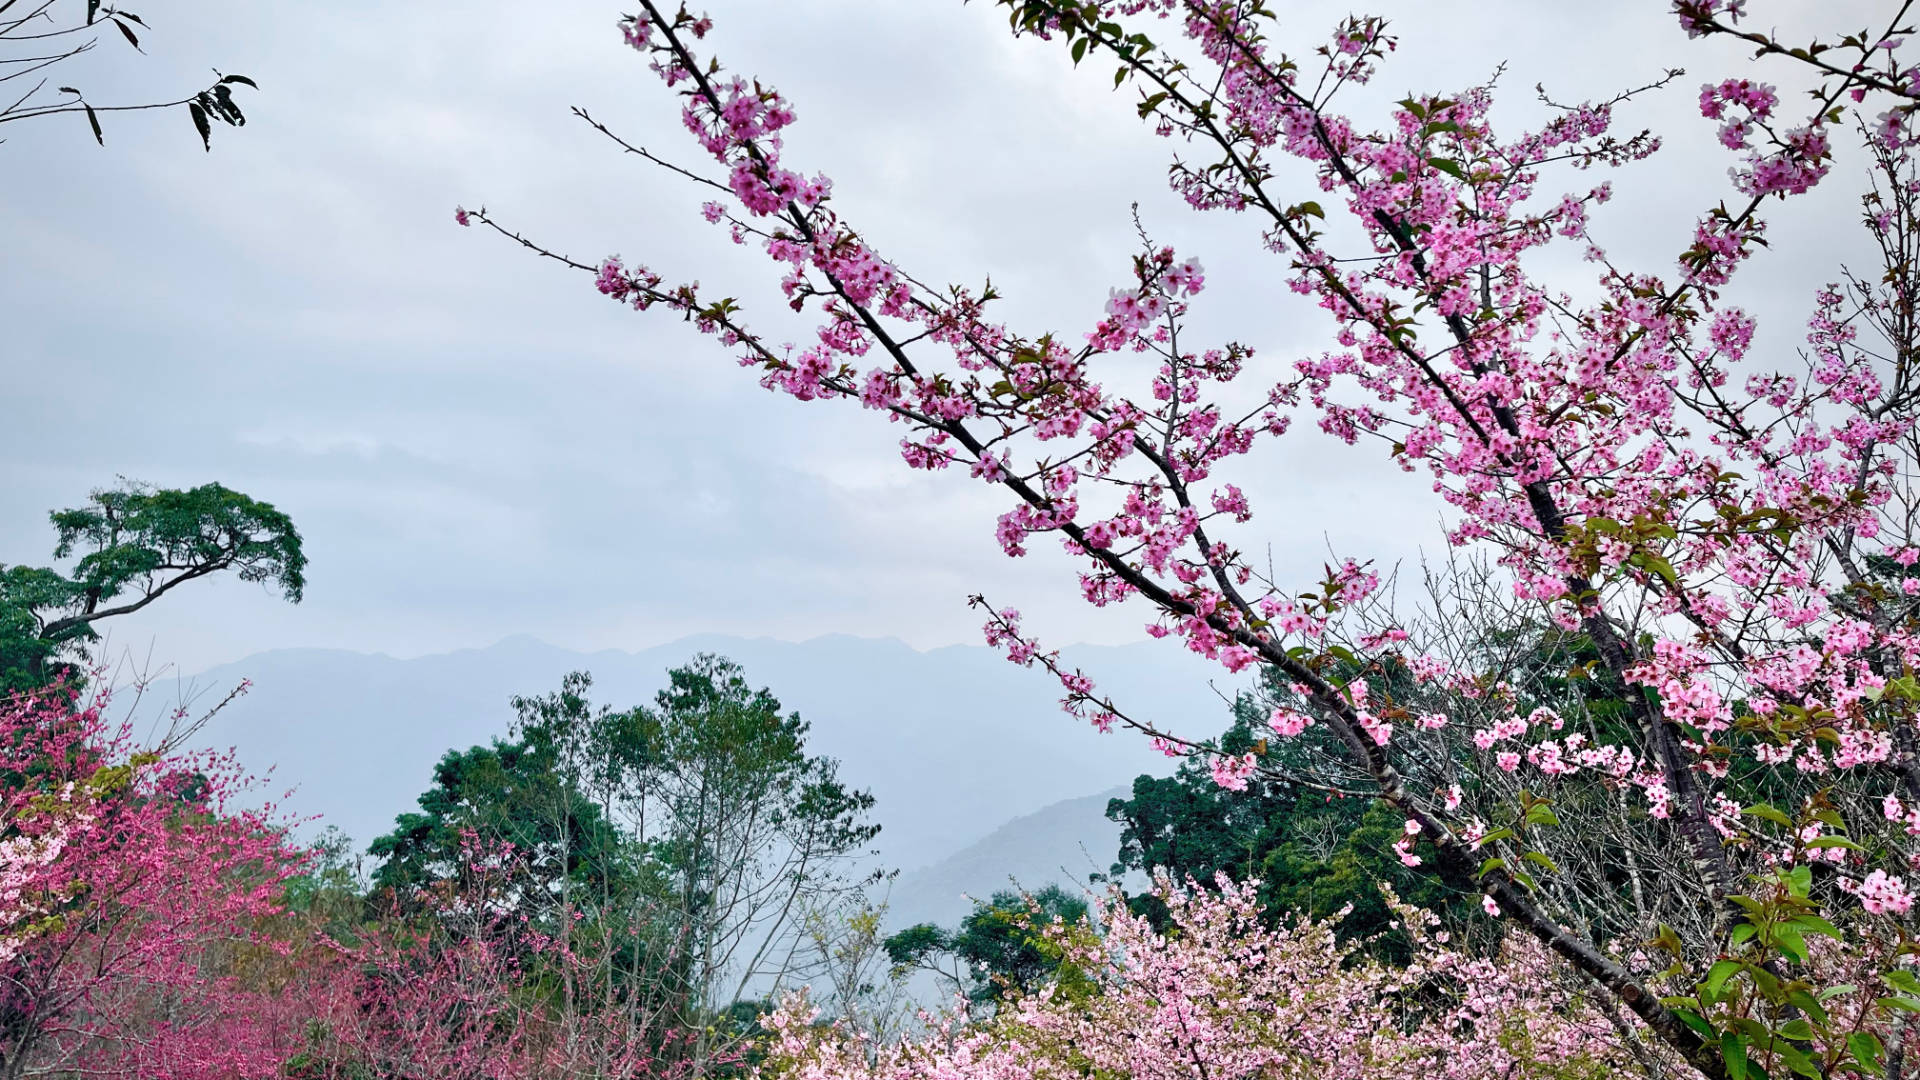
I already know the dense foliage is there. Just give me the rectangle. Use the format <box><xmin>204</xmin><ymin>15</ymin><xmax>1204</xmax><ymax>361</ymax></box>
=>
<box><xmin>1106</xmin><ymin>669</ymin><xmax>1482</xmax><ymax>954</ymax></box>
<box><xmin>0</xmin><ymin>654</ymin><xmax>873</xmax><ymax>1078</ymax></box>
<box><xmin>0</xmin><ymin>684</ymin><xmax>307</xmax><ymax>1079</ymax></box>
<box><xmin>884</xmin><ymin>884</ymin><xmax>1090</xmax><ymax>1005</ymax></box>
<box><xmin>365</xmin><ymin>657</ymin><xmax>880</xmax><ymax>1073</ymax></box>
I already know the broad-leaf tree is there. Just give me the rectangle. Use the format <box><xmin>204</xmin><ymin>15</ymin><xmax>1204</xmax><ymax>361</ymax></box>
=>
<box><xmin>609</xmin><ymin>655</ymin><xmax>880</xmax><ymax>1067</ymax></box>
<box><xmin>370</xmin><ymin>659</ymin><xmax>881</xmax><ymax>1074</ymax></box>
<box><xmin>1108</xmin><ymin>740</ymin><xmax>1477</xmax><ymax>959</ymax></box>
<box><xmin>884</xmin><ymin>885</ymin><xmax>1090</xmax><ymax>1006</ymax></box>
<box><xmin>0</xmin><ymin>480</ymin><xmax>305</xmax><ymax>692</ymax></box>
<box><xmin>366</xmin><ymin>735</ymin><xmax>636</xmax><ymax>920</ymax></box>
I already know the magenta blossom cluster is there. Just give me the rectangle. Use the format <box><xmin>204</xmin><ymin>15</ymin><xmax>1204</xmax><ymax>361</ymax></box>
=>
<box><xmin>763</xmin><ymin>874</ymin><xmax>1634</xmax><ymax>1080</ymax></box>
<box><xmin>469</xmin><ymin>1</ymin><xmax>1920</xmax><ymax>1075</ymax></box>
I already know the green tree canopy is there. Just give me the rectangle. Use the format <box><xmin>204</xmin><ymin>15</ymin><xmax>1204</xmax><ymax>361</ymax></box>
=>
<box><xmin>366</xmin><ymin>733</ymin><xmax>636</xmax><ymax>921</ymax></box>
<box><xmin>1106</xmin><ymin>678</ymin><xmax>1479</xmax><ymax>960</ymax></box>
<box><xmin>884</xmin><ymin>884</ymin><xmax>1089</xmax><ymax>1005</ymax></box>
<box><xmin>0</xmin><ymin>480</ymin><xmax>305</xmax><ymax>693</ymax></box>
<box><xmin>367</xmin><ymin>660</ymin><xmax>881</xmax><ymax>1073</ymax></box>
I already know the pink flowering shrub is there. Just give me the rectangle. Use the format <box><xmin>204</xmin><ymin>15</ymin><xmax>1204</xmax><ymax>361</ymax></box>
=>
<box><xmin>472</xmin><ymin>1</ymin><xmax>1920</xmax><ymax>1077</ymax></box>
<box><xmin>0</xmin><ymin>687</ymin><xmax>714</xmax><ymax>1080</ymax></box>
<box><xmin>0</xmin><ymin>684</ymin><xmax>308</xmax><ymax>1079</ymax></box>
<box><xmin>293</xmin><ymin>834</ymin><xmax>704</xmax><ymax>1080</ymax></box>
<box><xmin>761</xmin><ymin>876</ymin><xmax>1635</xmax><ymax>1080</ymax></box>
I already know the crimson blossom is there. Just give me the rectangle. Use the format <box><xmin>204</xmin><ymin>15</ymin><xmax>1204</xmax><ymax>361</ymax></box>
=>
<box><xmin>295</xmin><ymin>832</ymin><xmax>700</xmax><ymax>1080</ymax></box>
<box><xmin>0</xmin><ymin>684</ymin><xmax>307</xmax><ymax>1080</ymax></box>
<box><xmin>470</xmin><ymin>2</ymin><xmax>1920</xmax><ymax>1078</ymax></box>
<box><xmin>301</xmin><ymin>917</ymin><xmax>645</xmax><ymax>1080</ymax></box>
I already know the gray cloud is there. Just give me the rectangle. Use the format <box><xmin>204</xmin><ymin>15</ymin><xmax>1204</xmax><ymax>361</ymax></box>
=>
<box><xmin>0</xmin><ymin>0</ymin><xmax>1891</xmax><ymax>674</ymax></box>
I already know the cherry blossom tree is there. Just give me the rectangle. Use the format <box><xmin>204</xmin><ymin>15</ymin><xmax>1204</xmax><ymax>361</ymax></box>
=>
<box><xmin>763</xmin><ymin>874</ymin><xmax>1640</xmax><ymax>1080</ymax></box>
<box><xmin>298</xmin><ymin>832</ymin><xmax>702</xmax><ymax>1080</ymax></box>
<box><xmin>468</xmin><ymin>1</ymin><xmax>1920</xmax><ymax>1077</ymax></box>
<box><xmin>0</xmin><ymin>683</ymin><xmax>306</xmax><ymax>1080</ymax></box>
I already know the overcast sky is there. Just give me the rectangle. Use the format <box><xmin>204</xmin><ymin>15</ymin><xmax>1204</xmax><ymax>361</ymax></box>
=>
<box><xmin>0</xmin><ymin>0</ymin><xmax>1887</xmax><ymax>675</ymax></box>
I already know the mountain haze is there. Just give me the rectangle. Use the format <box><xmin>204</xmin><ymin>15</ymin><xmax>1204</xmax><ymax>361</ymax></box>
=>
<box><xmin>884</xmin><ymin>785</ymin><xmax>1136</xmax><ymax>931</ymax></box>
<box><xmin>180</xmin><ymin>634</ymin><xmax>1241</xmax><ymax>874</ymax></box>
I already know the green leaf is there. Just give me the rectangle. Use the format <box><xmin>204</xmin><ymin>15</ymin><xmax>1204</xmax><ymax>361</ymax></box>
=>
<box><xmin>1631</xmin><ymin>550</ymin><xmax>1680</xmax><ymax>585</ymax></box>
<box><xmin>1787</xmin><ymin>914</ymin><xmax>1843</xmax><ymax>940</ymax></box>
<box><xmin>1476</xmin><ymin>857</ymin><xmax>1506</xmax><ymax>879</ymax></box>
<box><xmin>1522</xmin><ymin>850</ymin><xmax>1559</xmax><ymax>874</ymax></box>
<box><xmin>1884</xmin><ymin>969</ymin><xmax>1920</xmax><ymax>997</ymax></box>
<box><xmin>220</xmin><ymin>74</ymin><xmax>258</xmax><ymax>89</ymax></box>
<box><xmin>1743</xmin><ymin>803</ymin><xmax>1794</xmax><ymax>828</ymax></box>
<box><xmin>84</xmin><ymin>104</ymin><xmax>102</xmax><ymax>146</ymax></box>
<box><xmin>1774</xmin><ymin>1041</ymin><xmax>1822</xmax><ymax>1080</ymax></box>
<box><xmin>189</xmin><ymin>101</ymin><xmax>211</xmax><ymax>151</ymax></box>
<box><xmin>1775</xmin><ymin>924</ymin><xmax>1808</xmax><ymax>964</ymax></box>
<box><xmin>1850</xmin><ymin>1031</ymin><xmax>1885</xmax><ymax>1071</ymax></box>
<box><xmin>1785</xmin><ymin>990</ymin><xmax>1827</xmax><ymax>1028</ymax></box>
<box><xmin>1787</xmin><ymin>866</ymin><xmax>1813</xmax><ymax>896</ymax></box>
<box><xmin>1704</xmin><ymin>959</ymin><xmax>1744</xmax><ymax>999</ymax></box>
<box><xmin>1722</xmin><ymin>1031</ymin><xmax>1750</xmax><ymax>1080</ymax></box>
<box><xmin>1777</xmin><ymin>1018</ymin><xmax>1816</xmax><ymax>1042</ymax></box>
<box><xmin>1523</xmin><ymin>804</ymin><xmax>1560</xmax><ymax>828</ymax></box>
<box><xmin>1805</xmin><ymin>835</ymin><xmax>1864</xmax><ymax>851</ymax></box>
<box><xmin>1428</xmin><ymin>157</ymin><xmax>1468</xmax><ymax>180</ymax></box>
<box><xmin>1670</xmin><ymin>1007</ymin><xmax>1716</xmax><ymax>1038</ymax></box>
<box><xmin>113</xmin><ymin>18</ymin><xmax>140</xmax><ymax>49</ymax></box>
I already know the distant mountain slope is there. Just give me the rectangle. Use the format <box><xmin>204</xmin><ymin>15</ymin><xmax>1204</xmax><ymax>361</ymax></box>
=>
<box><xmin>180</xmin><ymin>634</ymin><xmax>1240</xmax><ymax>874</ymax></box>
<box><xmin>883</xmin><ymin>786</ymin><xmax>1134</xmax><ymax>932</ymax></box>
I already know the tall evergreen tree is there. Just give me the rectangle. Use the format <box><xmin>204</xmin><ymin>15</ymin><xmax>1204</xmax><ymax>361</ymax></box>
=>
<box><xmin>0</xmin><ymin>480</ymin><xmax>304</xmax><ymax>693</ymax></box>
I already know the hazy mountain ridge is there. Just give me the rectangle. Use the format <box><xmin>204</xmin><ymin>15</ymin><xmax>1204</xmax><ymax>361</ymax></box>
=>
<box><xmin>181</xmin><ymin>633</ymin><xmax>1239</xmax><ymax>877</ymax></box>
<box><xmin>883</xmin><ymin>785</ymin><xmax>1136</xmax><ymax>932</ymax></box>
